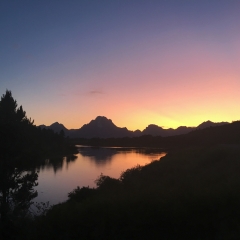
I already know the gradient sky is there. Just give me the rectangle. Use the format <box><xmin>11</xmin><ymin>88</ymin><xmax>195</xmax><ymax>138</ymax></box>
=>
<box><xmin>1</xmin><ymin>0</ymin><xmax>240</xmax><ymax>130</ymax></box>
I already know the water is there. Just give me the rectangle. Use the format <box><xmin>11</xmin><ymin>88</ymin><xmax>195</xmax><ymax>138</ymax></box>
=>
<box><xmin>35</xmin><ymin>146</ymin><xmax>166</xmax><ymax>205</ymax></box>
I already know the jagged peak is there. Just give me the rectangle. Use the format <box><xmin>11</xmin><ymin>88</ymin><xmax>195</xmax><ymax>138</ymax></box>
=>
<box><xmin>144</xmin><ymin>124</ymin><xmax>163</xmax><ymax>130</ymax></box>
<box><xmin>197</xmin><ymin>120</ymin><xmax>215</xmax><ymax>128</ymax></box>
<box><xmin>197</xmin><ymin>120</ymin><xmax>229</xmax><ymax>129</ymax></box>
<box><xmin>90</xmin><ymin>116</ymin><xmax>114</xmax><ymax>125</ymax></box>
<box><xmin>50</xmin><ymin>122</ymin><xmax>65</xmax><ymax>127</ymax></box>
<box><xmin>51</xmin><ymin>121</ymin><xmax>59</xmax><ymax>125</ymax></box>
<box><xmin>84</xmin><ymin>116</ymin><xmax>116</xmax><ymax>129</ymax></box>
<box><xmin>95</xmin><ymin>116</ymin><xmax>112</xmax><ymax>122</ymax></box>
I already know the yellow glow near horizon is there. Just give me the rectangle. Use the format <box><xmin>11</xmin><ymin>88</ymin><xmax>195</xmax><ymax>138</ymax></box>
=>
<box><xmin>26</xmin><ymin>39</ymin><xmax>240</xmax><ymax>132</ymax></box>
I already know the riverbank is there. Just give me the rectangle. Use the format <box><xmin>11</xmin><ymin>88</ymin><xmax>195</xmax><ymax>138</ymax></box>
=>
<box><xmin>30</xmin><ymin>144</ymin><xmax>240</xmax><ymax>239</ymax></box>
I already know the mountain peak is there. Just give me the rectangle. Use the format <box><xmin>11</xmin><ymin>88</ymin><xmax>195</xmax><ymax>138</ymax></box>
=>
<box><xmin>96</xmin><ymin>116</ymin><xmax>106</xmax><ymax>119</ymax></box>
<box><xmin>51</xmin><ymin>122</ymin><xmax>60</xmax><ymax>126</ymax></box>
<box><xmin>95</xmin><ymin>116</ymin><xmax>112</xmax><ymax>121</ymax></box>
<box><xmin>75</xmin><ymin>116</ymin><xmax>129</xmax><ymax>138</ymax></box>
<box><xmin>146</xmin><ymin>124</ymin><xmax>163</xmax><ymax>129</ymax></box>
<box><xmin>88</xmin><ymin>116</ymin><xmax>115</xmax><ymax>128</ymax></box>
<box><xmin>49</xmin><ymin>122</ymin><xmax>67</xmax><ymax>132</ymax></box>
<box><xmin>197</xmin><ymin>121</ymin><xmax>228</xmax><ymax>129</ymax></box>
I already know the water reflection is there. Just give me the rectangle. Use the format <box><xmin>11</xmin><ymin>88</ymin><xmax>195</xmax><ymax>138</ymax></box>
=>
<box><xmin>77</xmin><ymin>146</ymin><xmax>165</xmax><ymax>167</ymax></box>
<box><xmin>37</xmin><ymin>155</ymin><xmax>78</xmax><ymax>173</ymax></box>
<box><xmin>35</xmin><ymin>147</ymin><xmax>166</xmax><ymax>204</ymax></box>
<box><xmin>78</xmin><ymin>147</ymin><xmax>119</xmax><ymax>166</ymax></box>
<box><xmin>37</xmin><ymin>147</ymin><xmax>165</xmax><ymax>173</ymax></box>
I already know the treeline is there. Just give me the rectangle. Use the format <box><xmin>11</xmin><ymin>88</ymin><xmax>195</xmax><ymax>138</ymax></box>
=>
<box><xmin>24</xmin><ymin>126</ymin><xmax>78</xmax><ymax>162</ymax></box>
<box><xmin>73</xmin><ymin>120</ymin><xmax>240</xmax><ymax>149</ymax></box>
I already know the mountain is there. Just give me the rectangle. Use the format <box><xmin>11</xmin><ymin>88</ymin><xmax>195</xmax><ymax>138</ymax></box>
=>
<box><xmin>141</xmin><ymin>124</ymin><xmax>195</xmax><ymax>137</ymax></box>
<box><xmin>196</xmin><ymin>120</ymin><xmax>229</xmax><ymax>129</ymax></box>
<box><xmin>85</xmin><ymin>120</ymin><xmax>240</xmax><ymax>148</ymax></box>
<box><xmin>70</xmin><ymin>116</ymin><xmax>132</xmax><ymax>138</ymax></box>
<box><xmin>49</xmin><ymin>122</ymin><xmax>68</xmax><ymax>133</ymax></box>
<box><xmin>39</xmin><ymin>122</ymin><xmax>68</xmax><ymax>134</ymax></box>
<box><xmin>141</xmin><ymin>124</ymin><xmax>166</xmax><ymax>136</ymax></box>
<box><xmin>39</xmin><ymin>116</ymin><xmax>230</xmax><ymax>139</ymax></box>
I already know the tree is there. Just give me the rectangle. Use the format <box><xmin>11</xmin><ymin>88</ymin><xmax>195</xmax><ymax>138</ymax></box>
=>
<box><xmin>0</xmin><ymin>90</ymin><xmax>38</xmax><ymax>229</ymax></box>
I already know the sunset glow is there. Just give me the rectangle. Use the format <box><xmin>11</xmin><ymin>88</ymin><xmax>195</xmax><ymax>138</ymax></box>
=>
<box><xmin>1</xmin><ymin>1</ymin><xmax>240</xmax><ymax>131</ymax></box>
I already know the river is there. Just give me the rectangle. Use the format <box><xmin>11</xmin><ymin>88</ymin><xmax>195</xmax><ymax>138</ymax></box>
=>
<box><xmin>35</xmin><ymin>146</ymin><xmax>166</xmax><ymax>205</ymax></box>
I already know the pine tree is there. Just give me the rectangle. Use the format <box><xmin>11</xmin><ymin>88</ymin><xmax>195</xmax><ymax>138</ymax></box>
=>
<box><xmin>0</xmin><ymin>90</ymin><xmax>38</xmax><ymax>227</ymax></box>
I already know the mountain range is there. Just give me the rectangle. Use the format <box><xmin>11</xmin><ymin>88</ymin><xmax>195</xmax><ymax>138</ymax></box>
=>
<box><xmin>38</xmin><ymin>116</ymin><xmax>229</xmax><ymax>139</ymax></box>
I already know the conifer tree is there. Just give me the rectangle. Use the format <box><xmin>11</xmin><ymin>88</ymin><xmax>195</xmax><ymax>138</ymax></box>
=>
<box><xmin>0</xmin><ymin>90</ymin><xmax>38</xmax><ymax>226</ymax></box>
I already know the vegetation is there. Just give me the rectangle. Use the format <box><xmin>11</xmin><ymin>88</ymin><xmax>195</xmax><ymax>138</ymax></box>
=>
<box><xmin>0</xmin><ymin>90</ymin><xmax>77</xmax><ymax>239</ymax></box>
<box><xmin>33</xmin><ymin>145</ymin><xmax>240</xmax><ymax>239</ymax></box>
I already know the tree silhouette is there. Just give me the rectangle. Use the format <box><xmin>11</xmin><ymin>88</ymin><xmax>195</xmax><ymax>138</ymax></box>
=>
<box><xmin>0</xmin><ymin>90</ymin><xmax>38</xmax><ymax>230</ymax></box>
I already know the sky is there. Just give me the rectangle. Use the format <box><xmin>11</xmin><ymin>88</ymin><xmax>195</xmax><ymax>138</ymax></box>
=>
<box><xmin>1</xmin><ymin>0</ymin><xmax>240</xmax><ymax>131</ymax></box>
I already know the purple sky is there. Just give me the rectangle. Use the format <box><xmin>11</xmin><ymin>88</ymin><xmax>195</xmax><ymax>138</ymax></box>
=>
<box><xmin>1</xmin><ymin>0</ymin><xmax>240</xmax><ymax>130</ymax></box>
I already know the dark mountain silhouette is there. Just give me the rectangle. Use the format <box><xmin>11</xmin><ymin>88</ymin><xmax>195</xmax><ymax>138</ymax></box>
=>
<box><xmin>70</xmin><ymin>116</ymin><xmax>131</xmax><ymax>138</ymax></box>
<box><xmin>39</xmin><ymin>122</ymin><xmax>69</xmax><ymax>134</ymax></box>
<box><xmin>39</xmin><ymin>116</ymin><xmax>229</xmax><ymax>139</ymax></box>
<box><xmin>82</xmin><ymin>120</ymin><xmax>240</xmax><ymax>148</ymax></box>
<box><xmin>141</xmin><ymin>124</ymin><xmax>195</xmax><ymax>137</ymax></box>
<box><xmin>141</xmin><ymin>124</ymin><xmax>166</xmax><ymax>136</ymax></box>
<box><xmin>196</xmin><ymin>120</ymin><xmax>228</xmax><ymax>129</ymax></box>
<box><xmin>50</xmin><ymin>122</ymin><xmax>68</xmax><ymax>133</ymax></box>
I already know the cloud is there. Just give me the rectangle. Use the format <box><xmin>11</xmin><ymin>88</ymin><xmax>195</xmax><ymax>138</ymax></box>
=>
<box><xmin>88</xmin><ymin>90</ymin><xmax>105</xmax><ymax>95</ymax></box>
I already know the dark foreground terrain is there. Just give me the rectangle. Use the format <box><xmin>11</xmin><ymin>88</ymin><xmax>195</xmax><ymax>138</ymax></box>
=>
<box><xmin>22</xmin><ymin>144</ymin><xmax>240</xmax><ymax>239</ymax></box>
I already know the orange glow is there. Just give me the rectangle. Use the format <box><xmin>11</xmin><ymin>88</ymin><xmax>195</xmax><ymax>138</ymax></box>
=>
<box><xmin>27</xmin><ymin>27</ymin><xmax>240</xmax><ymax>131</ymax></box>
<box><xmin>2</xmin><ymin>1</ymin><xmax>240</xmax><ymax>132</ymax></box>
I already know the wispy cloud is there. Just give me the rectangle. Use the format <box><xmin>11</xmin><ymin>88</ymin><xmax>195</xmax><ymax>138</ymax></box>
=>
<box><xmin>88</xmin><ymin>90</ymin><xmax>105</xmax><ymax>95</ymax></box>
